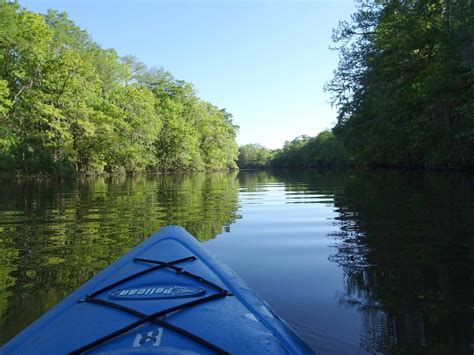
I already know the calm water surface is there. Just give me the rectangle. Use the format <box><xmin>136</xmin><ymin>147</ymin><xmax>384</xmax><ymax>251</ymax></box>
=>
<box><xmin>0</xmin><ymin>170</ymin><xmax>472</xmax><ymax>354</ymax></box>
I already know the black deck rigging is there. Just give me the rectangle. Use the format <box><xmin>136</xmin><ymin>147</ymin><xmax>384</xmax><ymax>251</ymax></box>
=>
<box><xmin>69</xmin><ymin>256</ymin><xmax>231</xmax><ymax>355</ymax></box>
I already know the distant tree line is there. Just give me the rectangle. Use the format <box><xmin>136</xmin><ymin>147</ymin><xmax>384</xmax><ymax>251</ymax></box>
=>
<box><xmin>0</xmin><ymin>1</ymin><xmax>238</xmax><ymax>176</ymax></box>
<box><xmin>237</xmin><ymin>144</ymin><xmax>275</xmax><ymax>168</ymax></box>
<box><xmin>238</xmin><ymin>130</ymin><xmax>349</xmax><ymax>169</ymax></box>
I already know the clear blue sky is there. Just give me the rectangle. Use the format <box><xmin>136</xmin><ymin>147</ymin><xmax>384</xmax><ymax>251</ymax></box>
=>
<box><xmin>21</xmin><ymin>0</ymin><xmax>355</xmax><ymax>149</ymax></box>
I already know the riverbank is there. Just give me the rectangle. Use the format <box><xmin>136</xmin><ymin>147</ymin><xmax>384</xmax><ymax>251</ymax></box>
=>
<box><xmin>4</xmin><ymin>163</ymin><xmax>474</xmax><ymax>182</ymax></box>
<box><xmin>0</xmin><ymin>167</ymin><xmax>240</xmax><ymax>181</ymax></box>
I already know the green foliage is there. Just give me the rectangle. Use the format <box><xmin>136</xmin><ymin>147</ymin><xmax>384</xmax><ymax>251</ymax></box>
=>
<box><xmin>0</xmin><ymin>2</ymin><xmax>238</xmax><ymax>175</ymax></box>
<box><xmin>237</xmin><ymin>144</ymin><xmax>274</xmax><ymax>168</ymax></box>
<box><xmin>103</xmin><ymin>84</ymin><xmax>162</xmax><ymax>173</ymax></box>
<box><xmin>271</xmin><ymin>131</ymin><xmax>349</xmax><ymax>168</ymax></box>
<box><xmin>0</xmin><ymin>80</ymin><xmax>13</xmax><ymax>168</ymax></box>
<box><xmin>327</xmin><ymin>0</ymin><xmax>474</xmax><ymax>169</ymax></box>
<box><xmin>237</xmin><ymin>131</ymin><xmax>348</xmax><ymax>169</ymax></box>
<box><xmin>197</xmin><ymin>107</ymin><xmax>239</xmax><ymax>170</ymax></box>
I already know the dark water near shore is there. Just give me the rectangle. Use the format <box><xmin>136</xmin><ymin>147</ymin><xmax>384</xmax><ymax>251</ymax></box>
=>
<box><xmin>0</xmin><ymin>170</ymin><xmax>472</xmax><ymax>354</ymax></box>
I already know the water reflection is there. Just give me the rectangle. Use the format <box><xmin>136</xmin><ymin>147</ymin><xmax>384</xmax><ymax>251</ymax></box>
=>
<box><xmin>325</xmin><ymin>171</ymin><xmax>474</xmax><ymax>354</ymax></box>
<box><xmin>0</xmin><ymin>172</ymin><xmax>240</xmax><ymax>343</ymax></box>
<box><xmin>0</xmin><ymin>170</ymin><xmax>472</xmax><ymax>354</ymax></box>
<box><xmin>234</xmin><ymin>170</ymin><xmax>473</xmax><ymax>353</ymax></box>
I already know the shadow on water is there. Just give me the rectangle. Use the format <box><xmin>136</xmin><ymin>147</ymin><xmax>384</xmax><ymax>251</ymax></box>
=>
<box><xmin>278</xmin><ymin>169</ymin><xmax>474</xmax><ymax>354</ymax></box>
<box><xmin>0</xmin><ymin>172</ymin><xmax>240</xmax><ymax>344</ymax></box>
<box><xmin>238</xmin><ymin>169</ymin><xmax>473</xmax><ymax>353</ymax></box>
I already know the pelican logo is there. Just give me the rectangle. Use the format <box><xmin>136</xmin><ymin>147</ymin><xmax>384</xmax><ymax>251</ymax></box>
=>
<box><xmin>109</xmin><ymin>284</ymin><xmax>205</xmax><ymax>300</ymax></box>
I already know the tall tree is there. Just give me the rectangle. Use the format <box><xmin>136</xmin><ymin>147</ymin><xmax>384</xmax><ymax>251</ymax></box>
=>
<box><xmin>327</xmin><ymin>0</ymin><xmax>474</xmax><ymax>169</ymax></box>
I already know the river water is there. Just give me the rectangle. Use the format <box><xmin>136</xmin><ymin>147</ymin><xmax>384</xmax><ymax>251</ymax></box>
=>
<box><xmin>0</xmin><ymin>170</ymin><xmax>472</xmax><ymax>354</ymax></box>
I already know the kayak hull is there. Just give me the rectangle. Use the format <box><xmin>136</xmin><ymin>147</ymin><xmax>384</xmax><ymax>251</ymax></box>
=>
<box><xmin>1</xmin><ymin>226</ymin><xmax>314</xmax><ymax>354</ymax></box>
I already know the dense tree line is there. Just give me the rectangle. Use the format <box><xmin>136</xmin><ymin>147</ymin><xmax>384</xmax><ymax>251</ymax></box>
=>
<box><xmin>327</xmin><ymin>0</ymin><xmax>474</xmax><ymax>169</ymax></box>
<box><xmin>237</xmin><ymin>143</ymin><xmax>275</xmax><ymax>168</ymax></box>
<box><xmin>0</xmin><ymin>1</ymin><xmax>238</xmax><ymax>175</ymax></box>
<box><xmin>272</xmin><ymin>130</ymin><xmax>348</xmax><ymax>167</ymax></box>
<box><xmin>238</xmin><ymin>131</ymin><xmax>349</xmax><ymax>169</ymax></box>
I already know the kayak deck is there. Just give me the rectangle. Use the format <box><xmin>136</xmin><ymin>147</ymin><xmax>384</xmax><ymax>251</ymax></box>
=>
<box><xmin>71</xmin><ymin>254</ymin><xmax>233</xmax><ymax>355</ymax></box>
<box><xmin>2</xmin><ymin>226</ymin><xmax>314</xmax><ymax>354</ymax></box>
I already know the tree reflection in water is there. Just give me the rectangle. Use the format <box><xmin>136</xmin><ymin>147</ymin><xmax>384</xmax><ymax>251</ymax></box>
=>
<box><xmin>0</xmin><ymin>170</ymin><xmax>472</xmax><ymax>353</ymax></box>
<box><xmin>0</xmin><ymin>172</ymin><xmax>240</xmax><ymax>344</ymax></box>
<box><xmin>326</xmin><ymin>171</ymin><xmax>473</xmax><ymax>354</ymax></box>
